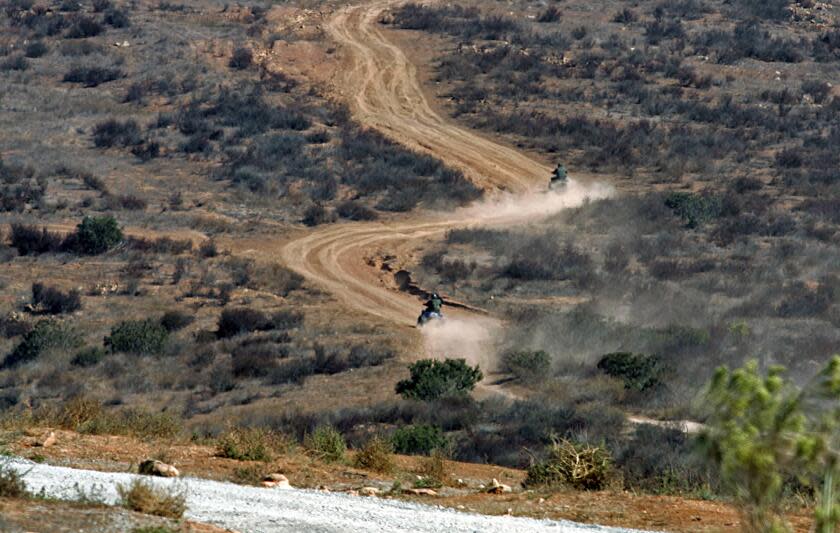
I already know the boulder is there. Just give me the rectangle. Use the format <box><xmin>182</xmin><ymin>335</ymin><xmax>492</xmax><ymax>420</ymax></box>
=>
<box><xmin>261</xmin><ymin>473</ymin><xmax>290</xmax><ymax>489</ymax></box>
<box><xmin>359</xmin><ymin>486</ymin><xmax>380</xmax><ymax>497</ymax></box>
<box><xmin>37</xmin><ymin>431</ymin><xmax>57</xmax><ymax>448</ymax></box>
<box><xmin>138</xmin><ymin>459</ymin><xmax>179</xmax><ymax>478</ymax></box>
<box><xmin>486</xmin><ymin>478</ymin><xmax>512</xmax><ymax>494</ymax></box>
<box><xmin>402</xmin><ymin>488</ymin><xmax>437</xmax><ymax>497</ymax></box>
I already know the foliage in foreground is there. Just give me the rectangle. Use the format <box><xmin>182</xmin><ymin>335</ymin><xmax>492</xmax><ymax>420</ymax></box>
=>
<box><xmin>701</xmin><ymin>357</ymin><xmax>840</xmax><ymax>532</ymax></box>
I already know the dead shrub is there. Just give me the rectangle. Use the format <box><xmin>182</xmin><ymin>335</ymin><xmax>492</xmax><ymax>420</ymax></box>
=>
<box><xmin>526</xmin><ymin>437</ymin><xmax>612</xmax><ymax>490</ymax></box>
<box><xmin>353</xmin><ymin>436</ymin><xmax>395</xmax><ymax>473</ymax></box>
<box><xmin>418</xmin><ymin>449</ymin><xmax>448</xmax><ymax>488</ymax></box>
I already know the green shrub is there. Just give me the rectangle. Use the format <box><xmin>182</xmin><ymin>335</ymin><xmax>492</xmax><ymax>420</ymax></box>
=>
<box><xmin>73</xmin><ymin>215</ymin><xmax>123</xmax><ymax>254</ymax></box>
<box><xmin>118</xmin><ymin>479</ymin><xmax>185</xmax><ymax>519</ymax></box>
<box><xmin>31</xmin><ymin>282</ymin><xmax>82</xmax><ymax>314</ymax></box>
<box><xmin>596</xmin><ymin>352</ymin><xmax>662</xmax><ymax>392</ymax></box>
<box><xmin>159</xmin><ymin>310</ymin><xmax>194</xmax><ymax>332</ymax></box>
<box><xmin>391</xmin><ymin>424</ymin><xmax>448</xmax><ymax>455</ymax></box>
<box><xmin>2</xmin><ymin>320</ymin><xmax>82</xmax><ymax>368</ymax></box>
<box><xmin>71</xmin><ymin>346</ymin><xmax>107</xmax><ymax>367</ymax></box>
<box><xmin>105</xmin><ymin>319</ymin><xmax>169</xmax><ymax>355</ymax></box>
<box><xmin>503</xmin><ymin>350</ymin><xmax>550</xmax><ymax>383</ymax></box>
<box><xmin>305</xmin><ymin>425</ymin><xmax>346</xmax><ymax>463</ymax></box>
<box><xmin>664</xmin><ymin>192</ymin><xmax>722</xmax><ymax>229</ymax></box>
<box><xmin>216</xmin><ymin>307</ymin><xmax>269</xmax><ymax>338</ymax></box>
<box><xmin>354</xmin><ymin>436</ymin><xmax>395</xmax><ymax>473</ymax></box>
<box><xmin>395</xmin><ymin>359</ymin><xmax>482</xmax><ymax>401</ymax></box>
<box><xmin>699</xmin><ymin>361</ymin><xmax>806</xmax><ymax>532</ymax></box>
<box><xmin>525</xmin><ymin>438</ymin><xmax>612</xmax><ymax>491</ymax></box>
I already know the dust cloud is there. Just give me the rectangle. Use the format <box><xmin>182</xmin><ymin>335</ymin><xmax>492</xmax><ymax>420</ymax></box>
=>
<box><xmin>419</xmin><ymin>315</ymin><xmax>503</xmax><ymax>372</ymax></box>
<box><xmin>451</xmin><ymin>178</ymin><xmax>614</xmax><ymax>226</ymax></box>
<box><xmin>418</xmin><ymin>181</ymin><xmax>615</xmax><ymax>376</ymax></box>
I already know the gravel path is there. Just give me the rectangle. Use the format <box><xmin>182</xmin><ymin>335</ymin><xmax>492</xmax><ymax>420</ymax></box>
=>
<box><xmin>7</xmin><ymin>458</ymin><xmax>651</xmax><ymax>533</ymax></box>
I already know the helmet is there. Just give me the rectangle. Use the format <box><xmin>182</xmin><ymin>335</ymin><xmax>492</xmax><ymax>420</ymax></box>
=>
<box><xmin>431</xmin><ymin>292</ymin><xmax>439</xmax><ymax>299</ymax></box>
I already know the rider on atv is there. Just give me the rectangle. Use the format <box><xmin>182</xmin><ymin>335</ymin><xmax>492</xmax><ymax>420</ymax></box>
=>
<box><xmin>417</xmin><ymin>292</ymin><xmax>444</xmax><ymax>326</ymax></box>
<box><xmin>550</xmin><ymin>163</ymin><xmax>568</xmax><ymax>189</ymax></box>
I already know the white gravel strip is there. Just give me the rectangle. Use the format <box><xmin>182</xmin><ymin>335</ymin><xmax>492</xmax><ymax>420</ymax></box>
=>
<box><xmin>7</xmin><ymin>457</ymin><xmax>652</xmax><ymax>533</ymax></box>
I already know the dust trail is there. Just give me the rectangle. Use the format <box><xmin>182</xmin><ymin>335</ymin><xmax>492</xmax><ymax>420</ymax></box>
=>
<box><xmin>419</xmin><ymin>180</ymin><xmax>614</xmax><ymax>373</ymax></box>
<box><xmin>450</xmin><ymin>179</ymin><xmax>615</xmax><ymax>226</ymax></box>
<box><xmin>419</xmin><ymin>315</ymin><xmax>503</xmax><ymax>372</ymax></box>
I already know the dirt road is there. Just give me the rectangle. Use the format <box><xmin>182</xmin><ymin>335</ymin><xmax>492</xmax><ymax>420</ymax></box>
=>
<box><xmin>8</xmin><ymin>457</ymin><xmax>648</xmax><ymax>533</ymax></box>
<box><xmin>275</xmin><ymin>1</ymin><xmax>610</xmax><ymax>331</ymax></box>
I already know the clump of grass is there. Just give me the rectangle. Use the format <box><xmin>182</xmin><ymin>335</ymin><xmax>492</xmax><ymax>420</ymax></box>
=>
<box><xmin>118</xmin><ymin>479</ymin><xmax>186</xmax><ymax>518</ymax></box>
<box><xmin>304</xmin><ymin>425</ymin><xmax>346</xmax><ymax>463</ymax></box>
<box><xmin>217</xmin><ymin>427</ymin><xmax>290</xmax><ymax>462</ymax></box>
<box><xmin>353</xmin><ymin>436</ymin><xmax>395</xmax><ymax>473</ymax></box>
<box><xmin>232</xmin><ymin>465</ymin><xmax>265</xmax><ymax>486</ymax></box>
<box><xmin>133</xmin><ymin>527</ymin><xmax>178</xmax><ymax>533</ymax></box>
<box><xmin>0</xmin><ymin>462</ymin><xmax>28</xmax><ymax>498</ymax></box>
<box><xmin>417</xmin><ymin>449</ymin><xmax>448</xmax><ymax>488</ymax></box>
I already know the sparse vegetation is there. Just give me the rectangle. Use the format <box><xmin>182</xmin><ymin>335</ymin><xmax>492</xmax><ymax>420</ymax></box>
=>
<box><xmin>3</xmin><ymin>320</ymin><xmax>82</xmax><ymax>368</ymax></box>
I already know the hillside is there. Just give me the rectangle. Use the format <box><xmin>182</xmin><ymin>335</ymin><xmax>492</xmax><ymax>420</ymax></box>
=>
<box><xmin>0</xmin><ymin>0</ymin><xmax>838</xmax><ymax>530</ymax></box>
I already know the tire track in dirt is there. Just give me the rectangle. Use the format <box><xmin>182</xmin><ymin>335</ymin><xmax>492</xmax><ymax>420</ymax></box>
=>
<box><xmin>271</xmin><ymin>1</ymin><xmax>588</xmax><ymax>333</ymax></box>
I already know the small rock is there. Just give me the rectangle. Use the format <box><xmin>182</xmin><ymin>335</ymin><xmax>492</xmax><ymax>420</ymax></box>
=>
<box><xmin>138</xmin><ymin>459</ymin><xmax>179</xmax><ymax>478</ymax></box>
<box><xmin>38</xmin><ymin>431</ymin><xmax>57</xmax><ymax>448</ymax></box>
<box><xmin>402</xmin><ymin>488</ymin><xmax>438</xmax><ymax>496</ymax></box>
<box><xmin>486</xmin><ymin>478</ymin><xmax>512</xmax><ymax>494</ymax></box>
<box><xmin>346</xmin><ymin>489</ymin><xmax>359</xmax><ymax>496</ymax></box>
<box><xmin>261</xmin><ymin>473</ymin><xmax>290</xmax><ymax>489</ymax></box>
<box><xmin>359</xmin><ymin>486</ymin><xmax>380</xmax><ymax>497</ymax></box>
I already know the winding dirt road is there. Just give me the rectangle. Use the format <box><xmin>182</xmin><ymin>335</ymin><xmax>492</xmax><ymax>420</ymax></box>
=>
<box><xmin>273</xmin><ymin>1</ymin><xmax>609</xmax><ymax>334</ymax></box>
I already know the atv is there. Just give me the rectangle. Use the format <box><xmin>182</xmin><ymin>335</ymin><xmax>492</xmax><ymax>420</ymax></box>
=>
<box><xmin>549</xmin><ymin>163</ymin><xmax>568</xmax><ymax>190</ymax></box>
<box><xmin>417</xmin><ymin>309</ymin><xmax>443</xmax><ymax>327</ymax></box>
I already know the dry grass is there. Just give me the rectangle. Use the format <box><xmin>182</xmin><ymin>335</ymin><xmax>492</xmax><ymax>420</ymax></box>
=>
<box><xmin>353</xmin><ymin>436</ymin><xmax>395</xmax><ymax>474</ymax></box>
<box><xmin>117</xmin><ymin>479</ymin><xmax>186</xmax><ymax>519</ymax></box>
<box><xmin>0</xmin><ymin>462</ymin><xmax>28</xmax><ymax>498</ymax></box>
<box><xmin>216</xmin><ymin>427</ymin><xmax>292</xmax><ymax>462</ymax></box>
<box><xmin>418</xmin><ymin>450</ymin><xmax>448</xmax><ymax>488</ymax></box>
